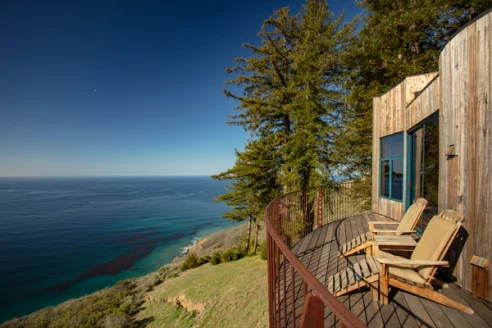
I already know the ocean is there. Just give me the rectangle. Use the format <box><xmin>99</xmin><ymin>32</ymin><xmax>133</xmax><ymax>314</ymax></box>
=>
<box><xmin>0</xmin><ymin>176</ymin><xmax>239</xmax><ymax>323</ymax></box>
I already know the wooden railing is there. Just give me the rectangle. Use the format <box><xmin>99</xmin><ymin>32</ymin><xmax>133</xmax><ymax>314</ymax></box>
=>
<box><xmin>265</xmin><ymin>182</ymin><xmax>370</xmax><ymax>328</ymax></box>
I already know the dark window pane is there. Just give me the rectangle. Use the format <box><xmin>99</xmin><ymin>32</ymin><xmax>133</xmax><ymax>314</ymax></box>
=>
<box><xmin>381</xmin><ymin>161</ymin><xmax>390</xmax><ymax>197</ymax></box>
<box><xmin>421</xmin><ymin>116</ymin><xmax>439</xmax><ymax>232</ymax></box>
<box><xmin>381</xmin><ymin>133</ymin><xmax>403</xmax><ymax>158</ymax></box>
<box><xmin>422</xmin><ymin>118</ymin><xmax>439</xmax><ymax>214</ymax></box>
<box><xmin>392</xmin><ymin>159</ymin><xmax>403</xmax><ymax>201</ymax></box>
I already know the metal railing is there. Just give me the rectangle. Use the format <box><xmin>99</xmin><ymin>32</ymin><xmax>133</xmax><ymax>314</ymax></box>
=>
<box><xmin>265</xmin><ymin>181</ymin><xmax>370</xmax><ymax>328</ymax></box>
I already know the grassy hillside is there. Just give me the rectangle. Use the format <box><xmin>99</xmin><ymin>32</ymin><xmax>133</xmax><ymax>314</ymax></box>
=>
<box><xmin>136</xmin><ymin>256</ymin><xmax>268</xmax><ymax>328</ymax></box>
<box><xmin>1</xmin><ymin>255</ymin><xmax>267</xmax><ymax>328</ymax></box>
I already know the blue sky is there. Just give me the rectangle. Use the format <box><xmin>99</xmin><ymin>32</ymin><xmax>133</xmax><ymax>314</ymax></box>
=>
<box><xmin>0</xmin><ymin>0</ymin><xmax>360</xmax><ymax>176</ymax></box>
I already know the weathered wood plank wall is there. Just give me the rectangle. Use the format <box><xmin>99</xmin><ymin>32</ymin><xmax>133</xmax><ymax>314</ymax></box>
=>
<box><xmin>372</xmin><ymin>74</ymin><xmax>438</xmax><ymax>220</ymax></box>
<box><xmin>407</xmin><ymin>75</ymin><xmax>441</xmax><ymax>128</ymax></box>
<box><xmin>372</xmin><ymin>97</ymin><xmax>380</xmax><ymax>213</ymax></box>
<box><xmin>439</xmin><ymin>12</ymin><xmax>492</xmax><ymax>301</ymax></box>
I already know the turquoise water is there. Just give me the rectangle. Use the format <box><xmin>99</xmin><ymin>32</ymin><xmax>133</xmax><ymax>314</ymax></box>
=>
<box><xmin>0</xmin><ymin>176</ymin><xmax>239</xmax><ymax>323</ymax></box>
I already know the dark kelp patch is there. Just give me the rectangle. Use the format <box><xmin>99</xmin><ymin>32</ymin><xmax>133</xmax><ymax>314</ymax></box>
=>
<box><xmin>52</xmin><ymin>230</ymin><xmax>186</xmax><ymax>293</ymax></box>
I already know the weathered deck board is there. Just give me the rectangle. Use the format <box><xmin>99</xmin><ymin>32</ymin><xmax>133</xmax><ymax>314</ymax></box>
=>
<box><xmin>278</xmin><ymin>213</ymin><xmax>492</xmax><ymax>328</ymax></box>
<box><xmin>450</xmin><ymin>283</ymin><xmax>492</xmax><ymax>324</ymax></box>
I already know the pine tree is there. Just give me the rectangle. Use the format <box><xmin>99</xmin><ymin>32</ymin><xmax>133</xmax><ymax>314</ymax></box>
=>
<box><xmin>212</xmin><ymin>138</ymin><xmax>282</xmax><ymax>253</ymax></box>
<box><xmin>224</xmin><ymin>6</ymin><xmax>297</xmax><ymax>141</ymax></box>
<box><xmin>214</xmin><ymin>1</ymin><xmax>357</xmax><ymax>237</ymax></box>
<box><xmin>285</xmin><ymin>0</ymin><xmax>355</xmax><ymax>190</ymax></box>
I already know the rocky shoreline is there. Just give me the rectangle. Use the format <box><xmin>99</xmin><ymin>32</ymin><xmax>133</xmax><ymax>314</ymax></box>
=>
<box><xmin>172</xmin><ymin>221</ymin><xmax>265</xmax><ymax>265</ymax></box>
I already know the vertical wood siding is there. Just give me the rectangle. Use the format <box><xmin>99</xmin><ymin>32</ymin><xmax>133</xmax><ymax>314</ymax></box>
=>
<box><xmin>372</xmin><ymin>74</ymin><xmax>438</xmax><ymax>221</ymax></box>
<box><xmin>407</xmin><ymin>75</ymin><xmax>441</xmax><ymax>128</ymax></box>
<box><xmin>439</xmin><ymin>13</ymin><xmax>492</xmax><ymax>301</ymax></box>
<box><xmin>372</xmin><ymin>97</ymin><xmax>380</xmax><ymax>213</ymax></box>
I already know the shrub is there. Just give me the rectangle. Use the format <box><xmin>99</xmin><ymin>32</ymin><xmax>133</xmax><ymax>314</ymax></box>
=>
<box><xmin>221</xmin><ymin>248</ymin><xmax>234</xmax><ymax>263</ymax></box>
<box><xmin>103</xmin><ymin>314</ymin><xmax>131</xmax><ymax>328</ymax></box>
<box><xmin>145</xmin><ymin>283</ymin><xmax>154</xmax><ymax>292</ymax></box>
<box><xmin>35</xmin><ymin>314</ymin><xmax>51</xmax><ymax>328</ymax></box>
<box><xmin>2</xmin><ymin>277</ymin><xmax>143</xmax><ymax>328</ymax></box>
<box><xmin>198</xmin><ymin>256</ymin><xmax>209</xmax><ymax>266</ymax></box>
<box><xmin>234</xmin><ymin>248</ymin><xmax>246</xmax><ymax>260</ymax></box>
<box><xmin>211</xmin><ymin>251</ymin><xmax>222</xmax><ymax>265</ymax></box>
<box><xmin>153</xmin><ymin>275</ymin><xmax>162</xmax><ymax>286</ymax></box>
<box><xmin>144</xmin><ymin>275</ymin><xmax>162</xmax><ymax>291</ymax></box>
<box><xmin>181</xmin><ymin>252</ymin><xmax>199</xmax><ymax>271</ymax></box>
<box><xmin>259</xmin><ymin>241</ymin><xmax>267</xmax><ymax>260</ymax></box>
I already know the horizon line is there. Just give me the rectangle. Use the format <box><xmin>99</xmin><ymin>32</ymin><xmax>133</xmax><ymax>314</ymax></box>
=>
<box><xmin>0</xmin><ymin>174</ymin><xmax>214</xmax><ymax>178</ymax></box>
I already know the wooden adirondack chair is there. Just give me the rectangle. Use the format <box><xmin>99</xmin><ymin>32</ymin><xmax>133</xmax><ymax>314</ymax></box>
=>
<box><xmin>328</xmin><ymin>210</ymin><xmax>473</xmax><ymax>314</ymax></box>
<box><xmin>339</xmin><ymin>198</ymin><xmax>427</xmax><ymax>258</ymax></box>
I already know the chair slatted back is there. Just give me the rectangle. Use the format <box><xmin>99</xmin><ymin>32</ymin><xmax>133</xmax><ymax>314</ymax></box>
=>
<box><xmin>398</xmin><ymin>198</ymin><xmax>428</xmax><ymax>232</ymax></box>
<box><xmin>411</xmin><ymin>210</ymin><xmax>464</xmax><ymax>284</ymax></box>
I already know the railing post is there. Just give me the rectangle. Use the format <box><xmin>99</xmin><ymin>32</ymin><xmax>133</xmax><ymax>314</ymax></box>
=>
<box><xmin>266</xmin><ymin>225</ymin><xmax>273</xmax><ymax>328</ymax></box>
<box><xmin>317</xmin><ymin>187</ymin><xmax>323</xmax><ymax>228</ymax></box>
<box><xmin>282</xmin><ymin>235</ymin><xmax>290</xmax><ymax>248</ymax></box>
<box><xmin>274</xmin><ymin>199</ymin><xmax>280</xmax><ymax>232</ymax></box>
<box><xmin>300</xmin><ymin>293</ymin><xmax>324</xmax><ymax>328</ymax></box>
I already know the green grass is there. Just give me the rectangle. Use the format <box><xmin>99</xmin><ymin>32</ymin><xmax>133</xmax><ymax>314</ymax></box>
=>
<box><xmin>136</xmin><ymin>256</ymin><xmax>268</xmax><ymax>328</ymax></box>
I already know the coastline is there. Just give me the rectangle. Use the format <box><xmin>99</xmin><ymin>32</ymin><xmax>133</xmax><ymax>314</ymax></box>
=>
<box><xmin>172</xmin><ymin>221</ymin><xmax>265</xmax><ymax>265</ymax></box>
<box><xmin>0</xmin><ymin>221</ymin><xmax>265</xmax><ymax>326</ymax></box>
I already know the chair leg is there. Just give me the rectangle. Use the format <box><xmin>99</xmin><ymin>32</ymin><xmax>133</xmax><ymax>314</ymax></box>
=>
<box><xmin>389</xmin><ymin>278</ymin><xmax>474</xmax><ymax>314</ymax></box>
<box><xmin>372</xmin><ymin>244</ymin><xmax>379</xmax><ymax>256</ymax></box>
<box><xmin>371</xmin><ymin>282</ymin><xmax>379</xmax><ymax>301</ymax></box>
<box><xmin>431</xmin><ymin>278</ymin><xmax>449</xmax><ymax>288</ymax></box>
<box><xmin>379</xmin><ymin>263</ymin><xmax>389</xmax><ymax>304</ymax></box>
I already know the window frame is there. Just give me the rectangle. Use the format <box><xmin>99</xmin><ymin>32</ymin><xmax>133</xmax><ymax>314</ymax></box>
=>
<box><xmin>379</xmin><ymin>132</ymin><xmax>404</xmax><ymax>202</ymax></box>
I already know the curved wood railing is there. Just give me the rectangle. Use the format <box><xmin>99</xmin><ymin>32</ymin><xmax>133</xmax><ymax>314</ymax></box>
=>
<box><xmin>265</xmin><ymin>182</ymin><xmax>370</xmax><ymax>328</ymax></box>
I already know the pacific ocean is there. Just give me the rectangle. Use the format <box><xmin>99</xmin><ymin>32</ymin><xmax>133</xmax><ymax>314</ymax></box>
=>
<box><xmin>0</xmin><ymin>176</ymin><xmax>239</xmax><ymax>323</ymax></box>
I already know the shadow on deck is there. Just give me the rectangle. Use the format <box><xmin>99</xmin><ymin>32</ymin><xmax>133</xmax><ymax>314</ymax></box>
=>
<box><xmin>282</xmin><ymin>213</ymin><xmax>492</xmax><ymax>327</ymax></box>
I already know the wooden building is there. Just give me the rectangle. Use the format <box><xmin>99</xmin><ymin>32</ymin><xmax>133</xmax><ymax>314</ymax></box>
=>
<box><xmin>372</xmin><ymin>10</ymin><xmax>492</xmax><ymax>301</ymax></box>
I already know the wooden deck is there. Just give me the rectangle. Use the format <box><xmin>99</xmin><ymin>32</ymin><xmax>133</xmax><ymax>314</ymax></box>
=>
<box><xmin>282</xmin><ymin>213</ymin><xmax>492</xmax><ymax>327</ymax></box>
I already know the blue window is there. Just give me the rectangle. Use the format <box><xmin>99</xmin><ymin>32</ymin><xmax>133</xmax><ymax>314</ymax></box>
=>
<box><xmin>380</xmin><ymin>133</ymin><xmax>404</xmax><ymax>201</ymax></box>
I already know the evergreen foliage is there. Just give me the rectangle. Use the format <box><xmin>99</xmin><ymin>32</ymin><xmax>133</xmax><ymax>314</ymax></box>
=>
<box><xmin>211</xmin><ymin>138</ymin><xmax>282</xmax><ymax>249</ymax></box>
<box><xmin>285</xmin><ymin>0</ymin><xmax>355</xmax><ymax>189</ymax></box>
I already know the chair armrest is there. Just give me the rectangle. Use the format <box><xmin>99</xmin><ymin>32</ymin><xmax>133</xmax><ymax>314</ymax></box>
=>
<box><xmin>371</xmin><ymin>236</ymin><xmax>417</xmax><ymax>247</ymax></box>
<box><xmin>370</xmin><ymin>229</ymin><xmax>415</xmax><ymax>234</ymax></box>
<box><xmin>375</xmin><ymin>257</ymin><xmax>449</xmax><ymax>268</ymax></box>
<box><xmin>368</xmin><ymin>221</ymin><xmax>400</xmax><ymax>230</ymax></box>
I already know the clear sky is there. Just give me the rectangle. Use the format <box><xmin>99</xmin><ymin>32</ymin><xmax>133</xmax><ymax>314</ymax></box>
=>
<box><xmin>0</xmin><ymin>0</ymin><xmax>361</xmax><ymax>177</ymax></box>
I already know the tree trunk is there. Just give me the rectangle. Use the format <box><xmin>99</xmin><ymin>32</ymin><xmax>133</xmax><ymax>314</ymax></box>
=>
<box><xmin>245</xmin><ymin>215</ymin><xmax>252</xmax><ymax>253</ymax></box>
<box><xmin>253</xmin><ymin>219</ymin><xmax>260</xmax><ymax>254</ymax></box>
